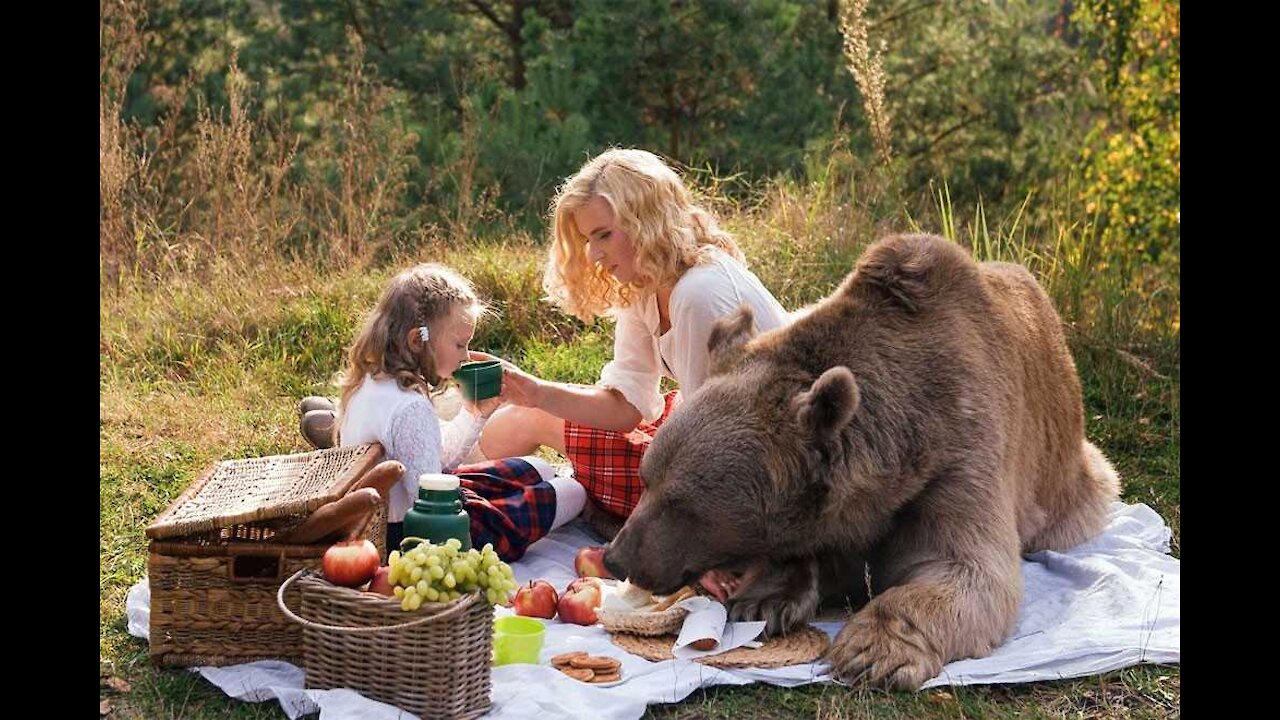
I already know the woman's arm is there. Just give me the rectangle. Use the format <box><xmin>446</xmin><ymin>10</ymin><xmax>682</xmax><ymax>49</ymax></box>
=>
<box><xmin>466</xmin><ymin>303</ymin><xmax>658</xmax><ymax>434</ymax></box>
<box><xmin>501</xmin><ymin>367</ymin><xmax>642</xmax><ymax>432</ymax></box>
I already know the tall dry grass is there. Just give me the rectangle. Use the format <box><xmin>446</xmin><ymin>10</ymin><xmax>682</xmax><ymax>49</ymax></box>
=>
<box><xmin>100</xmin><ymin>3</ymin><xmax>428</xmax><ymax>291</ymax></box>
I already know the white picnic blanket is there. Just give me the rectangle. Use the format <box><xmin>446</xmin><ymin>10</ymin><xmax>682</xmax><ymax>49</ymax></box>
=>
<box><xmin>126</xmin><ymin>501</ymin><xmax>1179</xmax><ymax>719</ymax></box>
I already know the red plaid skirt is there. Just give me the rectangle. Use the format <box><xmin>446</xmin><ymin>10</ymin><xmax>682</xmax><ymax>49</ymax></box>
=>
<box><xmin>562</xmin><ymin>390</ymin><xmax>681</xmax><ymax>519</ymax></box>
<box><xmin>456</xmin><ymin>457</ymin><xmax>558</xmax><ymax>562</ymax></box>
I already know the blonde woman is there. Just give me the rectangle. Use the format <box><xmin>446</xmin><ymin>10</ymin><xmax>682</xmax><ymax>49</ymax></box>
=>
<box><xmin>479</xmin><ymin>149</ymin><xmax>790</xmax><ymax>533</ymax></box>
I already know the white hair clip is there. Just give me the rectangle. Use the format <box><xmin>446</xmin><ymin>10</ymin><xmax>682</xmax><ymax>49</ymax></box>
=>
<box><xmin>418</xmin><ymin>326</ymin><xmax>430</xmax><ymax>342</ymax></box>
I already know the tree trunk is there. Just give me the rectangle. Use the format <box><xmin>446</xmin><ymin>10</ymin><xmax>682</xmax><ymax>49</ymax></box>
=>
<box><xmin>509</xmin><ymin>0</ymin><xmax>526</xmax><ymax>90</ymax></box>
<box><xmin>666</xmin><ymin>83</ymin><xmax>680</xmax><ymax>159</ymax></box>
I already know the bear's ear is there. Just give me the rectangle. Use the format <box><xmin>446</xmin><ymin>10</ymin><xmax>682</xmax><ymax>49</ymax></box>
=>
<box><xmin>793</xmin><ymin>366</ymin><xmax>860</xmax><ymax>443</ymax></box>
<box><xmin>708</xmin><ymin>305</ymin><xmax>755</xmax><ymax>374</ymax></box>
<box><xmin>844</xmin><ymin>234</ymin><xmax>938</xmax><ymax>313</ymax></box>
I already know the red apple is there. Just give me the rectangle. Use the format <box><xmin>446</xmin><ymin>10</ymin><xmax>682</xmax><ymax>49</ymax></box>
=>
<box><xmin>564</xmin><ymin>576</ymin><xmax>597</xmax><ymax>593</ymax></box>
<box><xmin>367</xmin><ymin>566</ymin><xmax>394</xmax><ymax>596</ymax></box>
<box><xmin>512</xmin><ymin>579</ymin><xmax>559</xmax><ymax>619</ymax></box>
<box><xmin>322</xmin><ymin>539</ymin><xmax>380</xmax><ymax>588</ymax></box>
<box><xmin>574</xmin><ymin>545</ymin><xmax>614</xmax><ymax>579</ymax></box>
<box><xmin>557</xmin><ymin>576</ymin><xmax>604</xmax><ymax>625</ymax></box>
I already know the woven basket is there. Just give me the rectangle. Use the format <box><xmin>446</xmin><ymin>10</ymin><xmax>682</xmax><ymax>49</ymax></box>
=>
<box><xmin>147</xmin><ymin>444</ymin><xmax>387</xmax><ymax>667</ymax></box>
<box><xmin>278</xmin><ymin>570</ymin><xmax>494</xmax><ymax>720</ymax></box>
<box><xmin>146</xmin><ymin>444</ymin><xmax>385</xmax><ymax>541</ymax></box>
<box><xmin>596</xmin><ymin>604</ymin><xmax>689</xmax><ymax>636</ymax></box>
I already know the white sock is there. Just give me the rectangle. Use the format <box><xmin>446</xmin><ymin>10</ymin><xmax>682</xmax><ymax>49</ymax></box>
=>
<box><xmin>523</xmin><ymin>455</ymin><xmax>587</xmax><ymax>531</ymax></box>
<box><xmin>521</xmin><ymin>455</ymin><xmax>552</xmax><ymax>480</ymax></box>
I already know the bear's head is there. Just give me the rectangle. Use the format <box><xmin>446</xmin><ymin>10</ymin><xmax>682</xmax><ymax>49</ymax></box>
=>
<box><xmin>604</xmin><ymin>305</ymin><xmax>861</xmax><ymax>594</ymax></box>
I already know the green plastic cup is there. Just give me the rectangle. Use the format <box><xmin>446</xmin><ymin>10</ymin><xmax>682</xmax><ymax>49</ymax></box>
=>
<box><xmin>453</xmin><ymin>360</ymin><xmax>503</xmax><ymax>401</ymax></box>
<box><xmin>492</xmin><ymin>615</ymin><xmax>546</xmax><ymax>666</ymax></box>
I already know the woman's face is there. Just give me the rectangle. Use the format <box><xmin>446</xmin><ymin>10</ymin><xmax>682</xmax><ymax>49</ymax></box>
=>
<box><xmin>574</xmin><ymin>196</ymin><xmax>639</xmax><ymax>284</ymax></box>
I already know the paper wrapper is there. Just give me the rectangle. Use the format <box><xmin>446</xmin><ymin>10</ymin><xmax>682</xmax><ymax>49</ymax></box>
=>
<box><xmin>670</xmin><ymin>596</ymin><xmax>766</xmax><ymax>659</ymax></box>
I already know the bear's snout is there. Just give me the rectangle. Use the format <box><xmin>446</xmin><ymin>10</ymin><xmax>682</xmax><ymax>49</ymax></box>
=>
<box><xmin>602</xmin><ymin>545</ymin><xmax>628</xmax><ymax>580</ymax></box>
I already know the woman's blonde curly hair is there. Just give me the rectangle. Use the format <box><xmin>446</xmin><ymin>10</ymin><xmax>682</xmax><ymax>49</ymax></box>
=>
<box><xmin>543</xmin><ymin>148</ymin><xmax>744</xmax><ymax>322</ymax></box>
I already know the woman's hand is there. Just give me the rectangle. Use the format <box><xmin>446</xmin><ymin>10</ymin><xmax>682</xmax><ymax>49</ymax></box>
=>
<box><xmin>499</xmin><ymin>364</ymin><xmax>544</xmax><ymax>408</ymax></box>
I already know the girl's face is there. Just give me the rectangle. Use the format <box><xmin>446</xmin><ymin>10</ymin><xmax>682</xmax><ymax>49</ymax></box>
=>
<box><xmin>575</xmin><ymin>196</ymin><xmax>639</xmax><ymax>284</ymax></box>
<box><xmin>424</xmin><ymin>305</ymin><xmax>476</xmax><ymax>377</ymax></box>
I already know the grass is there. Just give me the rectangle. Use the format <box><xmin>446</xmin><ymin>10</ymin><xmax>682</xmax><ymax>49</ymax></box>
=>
<box><xmin>100</xmin><ymin>201</ymin><xmax>1179</xmax><ymax>716</ymax></box>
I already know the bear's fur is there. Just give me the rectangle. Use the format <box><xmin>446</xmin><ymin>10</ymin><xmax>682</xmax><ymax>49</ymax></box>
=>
<box><xmin>604</xmin><ymin>233</ymin><xmax>1120</xmax><ymax>690</ymax></box>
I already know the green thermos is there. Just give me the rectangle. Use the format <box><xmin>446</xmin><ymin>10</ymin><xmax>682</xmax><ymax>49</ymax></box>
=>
<box><xmin>402</xmin><ymin>474</ymin><xmax>472</xmax><ymax>551</ymax></box>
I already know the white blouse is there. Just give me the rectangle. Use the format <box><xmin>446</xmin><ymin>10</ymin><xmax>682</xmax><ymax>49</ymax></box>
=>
<box><xmin>598</xmin><ymin>248</ymin><xmax>790</xmax><ymax>423</ymax></box>
<box><xmin>338</xmin><ymin>375</ymin><xmax>483</xmax><ymax>523</ymax></box>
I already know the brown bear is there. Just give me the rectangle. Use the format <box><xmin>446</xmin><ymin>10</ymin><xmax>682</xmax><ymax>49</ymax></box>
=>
<box><xmin>603</xmin><ymin>233</ymin><xmax>1120</xmax><ymax>690</ymax></box>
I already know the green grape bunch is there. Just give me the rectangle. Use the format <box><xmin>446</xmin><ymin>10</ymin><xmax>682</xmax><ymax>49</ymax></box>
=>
<box><xmin>385</xmin><ymin>538</ymin><xmax>519</xmax><ymax>611</ymax></box>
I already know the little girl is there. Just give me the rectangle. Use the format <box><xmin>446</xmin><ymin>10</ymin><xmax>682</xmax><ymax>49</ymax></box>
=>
<box><xmin>333</xmin><ymin>263</ymin><xmax>585</xmax><ymax>560</ymax></box>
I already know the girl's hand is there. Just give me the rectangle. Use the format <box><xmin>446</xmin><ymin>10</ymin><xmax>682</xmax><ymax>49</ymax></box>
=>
<box><xmin>469</xmin><ymin>394</ymin><xmax>505</xmax><ymax>420</ymax></box>
<box><xmin>462</xmin><ymin>351</ymin><xmax>511</xmax><ymax>418</ymax></box>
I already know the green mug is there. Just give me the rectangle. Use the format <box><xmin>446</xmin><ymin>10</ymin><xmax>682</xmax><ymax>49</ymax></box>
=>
<box><xmin>492</xmin><ymin>615</ymin><xmax>546</xmax><ymax>665</ymax></box>
<box><xmin>453</xmin><ymin>360</ymin><xmax>503</xmax><ymax>401</ymax></box>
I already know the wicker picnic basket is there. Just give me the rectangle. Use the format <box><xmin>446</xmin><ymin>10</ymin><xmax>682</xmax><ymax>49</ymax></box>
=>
<box><xmin>277</xmin><ymin>570</ymin><xmax>494</xmax><ymax>720</ymax></box>
<box><xmin>145</xmin><ymin>443</ymin><xmax>388</xmax><ymax>667</ymax></box>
